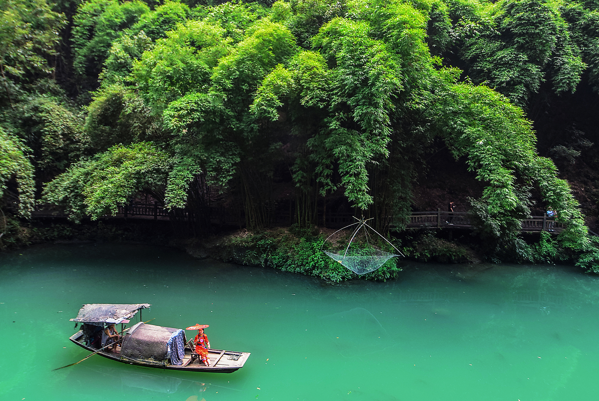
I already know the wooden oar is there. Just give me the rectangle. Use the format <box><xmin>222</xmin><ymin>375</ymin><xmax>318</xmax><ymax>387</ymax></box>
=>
<box><xmin>53</xmin><ymin>318</ymin><xmax>155</xmax><ymax>371</ymax></box>
<box><xmin>53</xmin><ymin>340</ymin><xmax>120</xmax><ymax>371</ymax></box>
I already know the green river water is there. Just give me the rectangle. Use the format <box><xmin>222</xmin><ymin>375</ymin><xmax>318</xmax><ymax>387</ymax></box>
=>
<box><xmin>1</xmin><ymin>242</ymin><xmax>599</xmax><ymax>401</ymax></box>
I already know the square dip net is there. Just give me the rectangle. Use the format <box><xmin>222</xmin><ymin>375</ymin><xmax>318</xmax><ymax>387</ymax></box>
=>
<box><xmin>322</xmin><ymin>217</ymin><xmax>404</xmax><ymax>275</ymax></box>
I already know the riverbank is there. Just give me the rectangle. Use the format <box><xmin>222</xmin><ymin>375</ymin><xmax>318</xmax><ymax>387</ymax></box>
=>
<box><xmin>0</xmin><ymin>215</ymin><xmax>577</xmax><ymax>282</ymax></box>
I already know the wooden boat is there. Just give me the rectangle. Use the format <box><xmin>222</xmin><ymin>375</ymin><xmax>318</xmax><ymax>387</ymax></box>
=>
<box><xmin>68</xmin><ymin>303</ymin><xmax>250</xmax><ymax>373</ymax></box>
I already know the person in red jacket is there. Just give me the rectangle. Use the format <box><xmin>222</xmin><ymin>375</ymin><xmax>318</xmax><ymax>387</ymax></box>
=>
<box><xmin>194</xmin><ymin>327</ymin><xmax>211</xmax><ymax>366</ymax></box>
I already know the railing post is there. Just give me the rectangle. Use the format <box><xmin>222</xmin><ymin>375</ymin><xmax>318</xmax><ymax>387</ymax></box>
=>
<box><xmin>154</xmin><ymin>203</ymin><xmax>158</xmax><ymax>220</ymax></box>
<box><xmin>437</xmin><ymin>209</ymin><xmax>440</xmax><ymax>228</ymax></box>
<box><xmin>542</xmin><ymin>214</ymin><xmax>546</xmax><ymax>231</ymax></box>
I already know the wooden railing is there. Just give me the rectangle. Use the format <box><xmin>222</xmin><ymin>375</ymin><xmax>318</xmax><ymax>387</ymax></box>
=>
<box><xmin>120</xmin><ymin>203</ymin><xmax>169</xmax><ymax>219</ymax></box>
<box><xmin>118</xmin><ymin>204</ymin><xmax>244</xmax><ymax>226</ymax></box>
<box><xmin>405</xmin><ymin>210</ymin><xmax>564</xmax><ymax>232</ymax></box>
<box><xmin>406</xmin><ymin>211</ymin><xmax>471</xmax><ymax>228</ymax></box>
<box><xmin>31</xmin><ymin>204</ymin><xmax>564</xmax><ymax>233</ymax></box>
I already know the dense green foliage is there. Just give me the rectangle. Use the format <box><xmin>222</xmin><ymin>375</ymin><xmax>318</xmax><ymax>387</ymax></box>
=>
<box><xmin>454</xmin><ymin>0</ymin><xmax>586</xmax><ymax>106</ymax></box>
<box><xmin>1</xmin><ymin>0</ymin><xmax>598</xmax><ymax>274</ymax></box>
<box><xmin>0</xmin><ymin>0</ymin><xmax>65</xmax><ymax>107</ymax></box>
<box><xmin>0</xmin><ymin>127</ymin><xmax>35</xmax><ymax>217</ymax></box>
<box><xmin>0</xmin><ymin>0</ymin><xmax>79</xmax><ymax>216</ymax></box>
<box><xmin>42</xmin><ymin>142</ymin><xmax>171</xmax><ymax>221</ymax></box>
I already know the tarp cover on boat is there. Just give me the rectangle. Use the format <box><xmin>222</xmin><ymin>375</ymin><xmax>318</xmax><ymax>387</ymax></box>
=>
<box><xmin>70</xmin><ymin>304</ymin><xmax>150</xmax><ymax>324</ymax></box>
<box><xmin>121</xmin><ymin>323</ymin><xmax>185</xmax><ymax>365</ymax></box>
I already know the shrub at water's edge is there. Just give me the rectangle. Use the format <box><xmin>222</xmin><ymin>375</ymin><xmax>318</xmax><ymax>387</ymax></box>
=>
<box><xmin>203</xmin><ymin>228</ymin><xmax>402</xmax><ymax>283</ymax></box>
<box><xmin>198</xmin><ymin>228</ymin><xmax>595</xmax><ymax>281</ymax></box>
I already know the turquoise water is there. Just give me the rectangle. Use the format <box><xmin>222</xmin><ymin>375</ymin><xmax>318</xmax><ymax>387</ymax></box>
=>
<box><xmin>1</xmin><ymin>243</ymin><xmax>599</xmax><ymax>401</ymax></box>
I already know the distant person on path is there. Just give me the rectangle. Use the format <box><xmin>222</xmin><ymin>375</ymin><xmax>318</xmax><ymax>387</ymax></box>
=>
<box><xmin>546</xmin><ymin>207</ymin><xmax>557</xmax><ymax>232</ymax></box>
<box><xmin>447</xmin><ymin>202</ymin><xmax>455</xmax><ymax>225</ymax></box>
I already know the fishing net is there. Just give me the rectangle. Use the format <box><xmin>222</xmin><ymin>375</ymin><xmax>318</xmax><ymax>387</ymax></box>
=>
<box><xmin>323</xmin><ymin>217</ymin><xmax>403</xmax><ymax>275</ymax></box>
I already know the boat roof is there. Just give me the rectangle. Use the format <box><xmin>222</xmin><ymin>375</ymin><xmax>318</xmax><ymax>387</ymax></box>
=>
<box><xmin>70</xmin><ymin>303</ymin><xmax>150</xmax><ymax>324</ymax></box>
